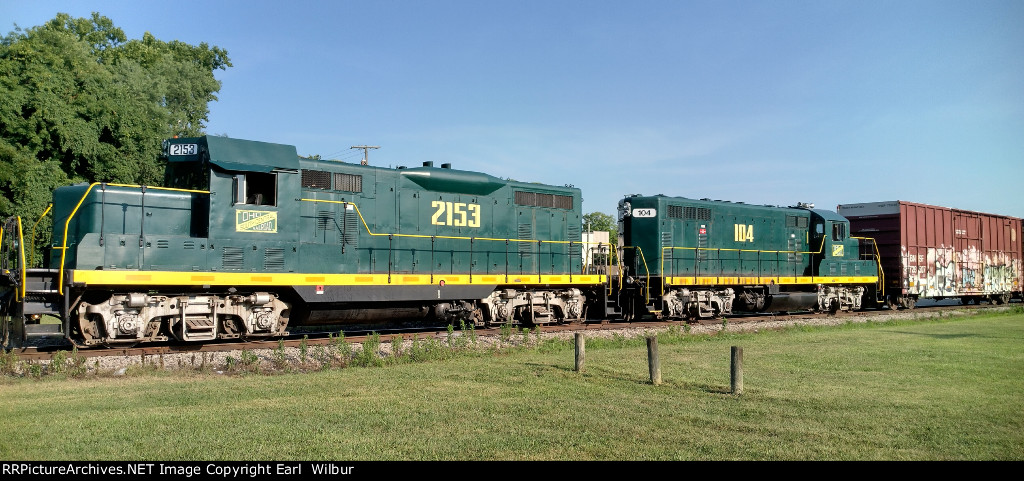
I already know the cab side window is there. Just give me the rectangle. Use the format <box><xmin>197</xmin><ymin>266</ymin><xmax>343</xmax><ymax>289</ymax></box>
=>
<box><xmin>233</xmin><ymin>172</ymin><xmax>277</xmax><ymax>206</ymax></box>
<box><xmin>832</xmin><ymin>222</ymin><xmax>846</xmax><ymax>241</ymax></box>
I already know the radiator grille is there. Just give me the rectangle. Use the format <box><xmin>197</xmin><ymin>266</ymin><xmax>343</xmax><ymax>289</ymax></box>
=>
<box><xmin>301</xmin><ymin>170</ymin><xmax>332</xmax><ymax>189</ymax></box>
<box><xmin>335</xmin><ymin>173</ymin><xmax>362</xmax><ymax>192</ymax></box>
<box><xmin>514</xmin><ymin>191</ymin><xmax>573</xmax><ymax>209</ymax></box>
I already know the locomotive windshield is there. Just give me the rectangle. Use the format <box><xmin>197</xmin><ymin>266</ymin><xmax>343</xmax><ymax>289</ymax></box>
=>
<box><xmin>164</xmin><ymin>160</ymin><xmax>210</xmax><ymax>190</ymax></box>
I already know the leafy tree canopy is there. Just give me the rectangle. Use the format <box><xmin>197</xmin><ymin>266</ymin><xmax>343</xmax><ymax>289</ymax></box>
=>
<box><xmin>0</xmin><ymin>12</ymin><xmax>231</xmax><ymax>224</ymax></box>
<box><xmin>583</xmin><ymin>211</ymin><xmax>617</xmax><ymax>239</ymax></box>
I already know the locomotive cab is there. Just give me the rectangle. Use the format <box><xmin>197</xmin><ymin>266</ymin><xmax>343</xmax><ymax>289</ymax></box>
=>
<box><xmin>164</xmin><ymin>136</ymin><xmax>301</xmax><ymax>258</ymax></box>
<box><xmin>807</xmin><ymin>209</ymin><xmax>876</xmax><ymax>281</ymax></box>
<box><xmin>52</xmin><ymin>136</ymin><xmax>297</xmax><ymax>347</ymax></box>
<box><xmin>806</xmin><ymin>208</ymin><xmax>880</xmax><ymax>310</ymax></box>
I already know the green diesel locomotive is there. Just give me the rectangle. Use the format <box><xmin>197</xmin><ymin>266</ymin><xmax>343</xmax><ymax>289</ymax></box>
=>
<box><xmin>611</xmin><ymin>195</ymin><xmax>882</xmax><ymax>320</ymax></box>
<box><xmin>1</xmin><ymin>136</ymin><xmax>604</xmax><ymax>348</ymax></box>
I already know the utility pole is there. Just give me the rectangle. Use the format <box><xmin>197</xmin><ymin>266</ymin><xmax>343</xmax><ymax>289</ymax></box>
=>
<box><xmin>350</xmin><ymin>145</ymin><xmax>379</xmax><ymax>165</ymax></box>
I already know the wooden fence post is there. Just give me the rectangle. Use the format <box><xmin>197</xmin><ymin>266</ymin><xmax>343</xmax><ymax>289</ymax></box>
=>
<box><xmin>575</xmin><ymin>333</ymin><xmax>585</xmax><ymax>372</ymax></box>
<box><xmin>647</xmin><ymin>335</ymin><xmax>661</xmax><ymax>385</ymax></box>
<box><xmin>731</xmin><ymin>346</ymin><xmax>743</xmax><ymax>394</ymax></box>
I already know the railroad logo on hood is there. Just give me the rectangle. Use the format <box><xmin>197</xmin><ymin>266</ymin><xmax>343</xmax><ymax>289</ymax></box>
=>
<box><xmin>236</xmin><ymin>210</ymin><xmax>278</xmax><ymax>233</ymax></box>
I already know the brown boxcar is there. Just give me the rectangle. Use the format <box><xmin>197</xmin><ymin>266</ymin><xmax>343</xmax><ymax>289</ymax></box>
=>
<box><xmin>837</xmin><ymin>200</ymin><xmax>1022</xmax><ymax>308</ymax></box>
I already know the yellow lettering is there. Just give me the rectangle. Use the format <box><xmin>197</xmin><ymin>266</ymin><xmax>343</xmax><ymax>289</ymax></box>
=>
<box><xmin>734</xmin><ymin>224</ymin><xmax>754</xmax><ymax>242</ymax></box>
<box><xmin>431</xmin><ymin>201</ymin><xmax>482</xmax><ymax>228</ymax></box>
<box><xmin>468</xmin><ymin>204</ymin><xmax>481</xmax><ymax>228</ymax></box>
<box><xmin>431</xmin><ymin>201</ymin><xmax>445</xmax><ymax>225</ymax></box>
<box><xmin>453</xmin><ymin>203</ymin><xmax>467</xmax><ymax>226</ymax></box>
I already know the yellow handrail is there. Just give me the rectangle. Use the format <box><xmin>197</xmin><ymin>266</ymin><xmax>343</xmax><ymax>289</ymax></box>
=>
<box><xmin>300</xmin><ymin>198</ymin><xmax>609</xmax><ymax>279</ymax></box>
<box><xmin>659</xmin><ymin>241</ymin><xmax>825</xmax><ymax>297</ymax></box>
<box><xmin>29</xmin><ymin>203</ymin><xmax>52</xmax><ymax>268</ymax></box>
<box><xmin>58</xmin><ymin>183</ymin><xmax>210</xmax><ymax>294</ymax></box>
<box><xmin>17</xmin><ymin>217</ymin><xmax>25</xmax><ymax>300</ymax></box>
<box><xmin>301</xmin><ymin>197</ymin><xmax>593</xmax><ymax>246</ymax></box>
<box><xmin>610</xmin><ymin>245</ymin><xmax>650</xmax><ymax>303</ymax></box>
<box><xmin>57</xmin><ymin>190</ymin><xmax>603</xmax><ymax>293</ymax></box>
<box><xmin>853</xmin><ymin>236</ymin><xmax>884</xmax><ymax>298</ymax></box>
<box><xmin>581</xmin><ymin>242</ymin><xmax>613</xmax><ymax>276</ymax></box>
<box><xmin>656</xmin><ymin>235</ymin><xmax>880</xmax><ymax>298</ymax></box>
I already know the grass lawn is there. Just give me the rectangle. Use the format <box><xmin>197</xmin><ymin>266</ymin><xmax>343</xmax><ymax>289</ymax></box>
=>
<box><xmin>1</xmin><ymin>310</ymin><xmax>1022</xmax><ymax>461</ymax></box>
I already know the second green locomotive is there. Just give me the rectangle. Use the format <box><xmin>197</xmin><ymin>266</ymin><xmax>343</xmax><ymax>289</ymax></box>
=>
<box><xmin>612</xmin><ymin>195</ymin><xmax>881</xmax><ymax>320</ymax></box>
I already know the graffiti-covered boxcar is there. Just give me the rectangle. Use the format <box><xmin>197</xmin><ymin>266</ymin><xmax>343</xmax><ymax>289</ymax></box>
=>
<box><xmin>837</xmin><ymin>200</ymin><xmax>1022</xmax><ymax>308</ymax></box>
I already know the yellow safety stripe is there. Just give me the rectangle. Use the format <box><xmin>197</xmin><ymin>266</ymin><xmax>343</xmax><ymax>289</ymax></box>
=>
<box><xmin>665</xmin><ymin>276</ymin><xmax>878</xmax><ymax>286</ymax></box>
<box><xmin>71</xmin><ymin>270</ymin><xmax>606</xmax><ymax>287</ymax></box>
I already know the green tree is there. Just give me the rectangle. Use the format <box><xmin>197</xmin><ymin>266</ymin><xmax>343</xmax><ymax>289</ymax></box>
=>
<box><xmin>583</xmin><ymin>211</ymin><xmax>616</xmax><ymax>234</ymax></box>
<box><xmin>0</xmin><ymin>12</ymin><xmax>230</xmax><ymax>265</ymax></box>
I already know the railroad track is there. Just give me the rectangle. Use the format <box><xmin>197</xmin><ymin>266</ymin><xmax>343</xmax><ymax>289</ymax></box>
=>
<box><xmin>5</xmin><ymin>301</ymin><xmax>1013</xmax><ymax>364</ymax></box>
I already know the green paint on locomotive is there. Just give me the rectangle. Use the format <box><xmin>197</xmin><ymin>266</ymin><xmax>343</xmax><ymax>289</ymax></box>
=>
<box><xmin>50</xmin><ymin>136</ymin><xmax>584</xmax><ymax>278</ymax></box>
<box><xmin>619</xmin><ymin>195</ymin><xmax>877</xmax><ymax>281</ymax></box>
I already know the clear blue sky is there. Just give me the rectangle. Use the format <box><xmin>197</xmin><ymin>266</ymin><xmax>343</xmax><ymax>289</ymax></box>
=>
<box><xmin>4</xmin><ymin>0</ymin><xmax>1022</xmax><ymax>218</ymax></box>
